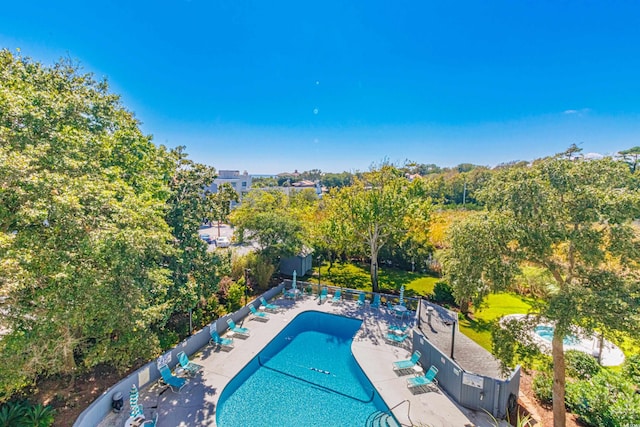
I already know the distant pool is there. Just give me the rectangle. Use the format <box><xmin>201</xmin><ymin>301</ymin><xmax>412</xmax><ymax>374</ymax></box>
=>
<box><xmin>534</xmin><ymin>325</ymin><xmax>579</xmax><ymax>346</ymax></box>
<box><xmin>216</xmin><ymin>311</ymin><xmax>398</xmax><ymax>427</ymax></box>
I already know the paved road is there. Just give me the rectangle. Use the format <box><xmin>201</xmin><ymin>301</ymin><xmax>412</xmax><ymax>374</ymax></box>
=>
<box><xmin>198</xmin><ymin>223</ymin><xmax>258</xmax><ymax>256</ymax></box>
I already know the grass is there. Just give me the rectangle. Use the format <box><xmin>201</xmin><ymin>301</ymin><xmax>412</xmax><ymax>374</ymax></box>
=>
<box><xmin>458</xmin><ymin>293</ymin><xmax>536</xmax><ymax>351</ymax></box>
<box><xmin>304</xmin><ymin>261</ymin><xmax>439</xmax><ymax>297</ymax></box>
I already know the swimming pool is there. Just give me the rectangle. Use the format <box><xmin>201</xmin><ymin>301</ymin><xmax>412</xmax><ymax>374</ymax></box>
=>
<box><xmin>534</xmin><ymin>325</ymin><xmax>579</xmax><ymax>346</ymax></box>
<box><xmin>216</xmin><ymin>311</ymin><xmax>398</xmax><ymax>427</ymax></box>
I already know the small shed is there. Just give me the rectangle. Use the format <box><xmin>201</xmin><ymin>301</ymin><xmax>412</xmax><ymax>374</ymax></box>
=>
<box><xmin>279</xmin><ymin>248</ymin><xmax>313</xmax><ymax>277</ymax></box>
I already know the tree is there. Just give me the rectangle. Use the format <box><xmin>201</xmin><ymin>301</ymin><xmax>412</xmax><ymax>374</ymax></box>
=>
<box><xmin>229</xmin><ymin>189</ymin><xmax>307</xmax><ymax>264</ymax></box>
<box><xmin>164</xmin><ymin>148</ymin><xmax>224</xmax><ymax>316</ymax></box>
<box><xmin>323</xmin><ymin>165</ymin><xmax>430</xmax><ymax>292</ymax></box>
<box><xmin>210</xmin><ymin>182</ymin><xmax>239</xmax><ymax>237</ymax></box>
<box><xmin>443</xmin><ymin>154</ymin><xmax>640</xmax><ymax>426</ymax></box>
<box><xmin>619</xmin><ymin>146</ymin><xmax>640</xmax><ymax>174</ymax></box>
<box><xmin>0</xmin><ymin>50</ymin><xmax>176</xmax><ymax>397</ymax></box>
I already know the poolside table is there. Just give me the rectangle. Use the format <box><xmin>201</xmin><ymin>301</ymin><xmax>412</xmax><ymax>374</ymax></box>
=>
<box><xmin>413</xmin><ymin>365</ymin><xmax>424</xmax><ymax>377</ymax></box>
<box><xmin>289</xmin><ymin>289</ymin><xmax>301</xmax><ymax>299</ymax></box>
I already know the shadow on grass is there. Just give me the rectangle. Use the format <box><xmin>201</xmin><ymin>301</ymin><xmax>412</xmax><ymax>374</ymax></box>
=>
<box><xmin>463</xmin><ymin>316</ymin><xmax>495</xmax><ymax>333</ymax></box>
<box><xmin>307</xmin><ymin>261</ymin><xmax>438</xmax><ymax>298</ymax></box>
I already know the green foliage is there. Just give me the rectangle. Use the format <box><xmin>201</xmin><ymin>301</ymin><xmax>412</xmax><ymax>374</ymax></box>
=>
<box><xmin>310</xmin><ymin>261</ymin><xmax>437</xmax><ymax>297</ymax></box>
<box><xmin>457</xmin><ymin>293</ymin><xmax>535</xmax><ymax>353</ymax></box>
<box><xmin>430</xmin><ymin>281</ymin><xmax>456</xmax><ymax>305</ymax></box>
<box><xmin>165</xmin><ymin>148</ymin><xmax>224</xmax><ymax>312</ymax></box>
<box><xmin>491</xmin><ymin>317</ymin><xmax>543</xmax><ymax>376</ymax></box>
<box><xmin>532</xmin><ymin>371</ymin><xmax>553</xmax><ymax>405</ymax></box>
<box><xmin>444</xmin><ymin>154</ymin><xmax>640</xmax><ymax>424</ymax></box>
<box><xmin>623</xmin><ymin>353</ymin><xmax>640</xmax><ymax>387</ymax></box>
<box><xmin>565</xmin><ymin>350</ymin><xmax>601</xmax><ymax>380</ymax></box>
<box><xmin>322</xmin><ymin>165</ymin><xmax>430</xmax><ymax>292</ymax></box>
<box><xmin>157</xmin><ymin>329</ymin><xmax>180</xmax><ymax>350</ymax></box>
<box><xmin>321</xmin><ymin>171</ymin><xmax>353</xmax><ymax>188</ymax></box>
<box><xmin>566</xmin><ymin>369</ymin><xmax>640</xmax><ymax>426</ymax></box>
<box><xmin>0</xmin><ymin>50</ymin><xmax>226</xmax><ymax>402</ymax></box>
<box><xmin>0</xmin><ymin>401</ymin><xmax>54</xmax><ymax>427</ymax></box>
<box><xmin>248</xmin><ymin>257</ymin><xmax>276</xmax><ymax>291</ymax></box>
<box><xmin>0</xmin><ymin>401</ymin><xmax>26</xmax><ymax>427</ymax></box>
<box><xmin>232</xmin><ymin>252</ymin><xmax>276</xmax><ymax>291</ymax></box>
<box><xmin>23</xmin><ymin>403</ymin><xmax>55</xmax><ymax>427</ymax></box>
<box><xmin>512</xmin><ymin>266</ymin><xmax>554</xmax><ymax>298</ymax></box>
<box><xmin>210</xmin><ymin>182</ymin><xmax>239</xmax><ymax>227</ymax></box>
<box><xmin>230</xmin><ymin>190</ymin><xmax>306</xmax><ymax>263</ymax></box>
<box><xmin>226</xmin><ymin>282</ymin><xmax>244</xmax><ymax>312</ymax></box>
<box><xmin>0</xmin><ymin>49</ymin><xmax>180</xmax><ymax>398</ymax></box>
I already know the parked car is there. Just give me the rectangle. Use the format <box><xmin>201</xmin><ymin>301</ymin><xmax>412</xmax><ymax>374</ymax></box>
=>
<box><xmin>199</xmin><ymin>234</ymin><xmax>213</xmax><ymax>244</ymax></box>
<box><xmin>215</xmin><ymin>236</ymin><xmax>230</xmax><ymax>248</ymax></box>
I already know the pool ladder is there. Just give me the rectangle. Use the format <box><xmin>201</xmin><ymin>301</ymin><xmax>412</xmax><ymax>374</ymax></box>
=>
<box><xmin>365</xmin><ymin>410</ymin><xmax>400</xmax><ymax>427</ymax></box>
<box><xmin>365</xmin><ymin>399</ymin><xmax>411</xmax><ymax>427</ymax></box>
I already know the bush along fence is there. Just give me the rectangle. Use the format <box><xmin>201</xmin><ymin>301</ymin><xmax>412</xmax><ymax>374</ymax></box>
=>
<box><xmin>72</xmin><ymin>283</ymin><xmax>285</xmax><ymax>427</ymax></box>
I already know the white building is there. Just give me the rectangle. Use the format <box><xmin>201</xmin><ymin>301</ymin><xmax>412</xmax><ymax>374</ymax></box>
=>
<box><xmin>206</xmin><ymin>170</ymin><xmax>252</xmax><ymax>202</ymax></box>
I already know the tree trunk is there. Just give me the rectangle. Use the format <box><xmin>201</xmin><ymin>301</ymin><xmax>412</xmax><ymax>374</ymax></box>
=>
<box><xmin>371</xmin><ymin>261</ymin><xmax>379</xmax><ymax>293</ymax></box>
<box><xmin>459</xmin><ymin>299</ymin><xmax>471</xmax><ymax>315</ymax></box>
<box><xmin>551</xmin><ymin>331</ymin><xmax>567</xmax><ymax>427</ymax></box>
<box><xmin>217</xmin><ymin>220</ymin><xmax>221</xmax><ymax>237</ymax></box>
<box><xmin>597</xmin><ymin>333</ymin><xmax>604</xmax><ymax>365</ymax></box>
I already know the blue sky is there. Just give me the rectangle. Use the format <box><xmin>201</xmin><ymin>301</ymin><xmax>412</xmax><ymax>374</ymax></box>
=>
<box><xmin>2</xmin><ymin>1</ymin><xmax>640</xmax><ymax>174</ymax></box>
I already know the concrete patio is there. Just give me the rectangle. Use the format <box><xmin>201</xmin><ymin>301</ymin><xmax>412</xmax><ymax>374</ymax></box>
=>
<box><xmin>98</xmin><ymin>294</ymin><xmax>504</xmax><ymax>427</ymax></box>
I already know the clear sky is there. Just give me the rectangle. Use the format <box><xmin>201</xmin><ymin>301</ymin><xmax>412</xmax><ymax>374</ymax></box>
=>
<box><xmin>2</xmin><ymin>1</ymin><xmax>640</xmax><ymax>174</ymax></box>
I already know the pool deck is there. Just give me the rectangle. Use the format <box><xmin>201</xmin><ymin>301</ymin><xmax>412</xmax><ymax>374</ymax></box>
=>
<box><xmin>99</xmin><ymin>295</ymin><xmax>505</xmax><ymax>427</ymax></box>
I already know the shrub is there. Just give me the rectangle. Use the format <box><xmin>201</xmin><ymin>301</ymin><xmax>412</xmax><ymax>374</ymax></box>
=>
<box><xmin>23</xmin><ymin>404</ymin><xmax>55</xmax><ymax>427</ymax></box>
<box><xmin>532</xmin><ymin>371</ymin><xmax>553</xmax><ymax>405</ymax></box>
<box><xmin>231</xmin><ymin>253</ymin><xmax>275</xmax><ymax>291</ymax></box>
<box><xmin>565</xmin><ymin>350</ymin><xmax>601</xmax><ymax>380</ymax></box>
<box><xmin>226</xmin><ymin>282</ymin><xmax>244</xmax><ymax>312</ymax></box>
<box><xmin>157</xmin><ymin>329</ymin><xmax>180</xmax><ymax>350</ymax></box>
<box><xmin>0</xmin><ymin>401</ymin><xmax>26</xmax><ymax>427</ymax></box>
<box><xmin>623</xmin><ymin>353</ymin><xmax>640</xmax><ymax>387</ymax></box>
<box><xmin>0</xmin><ymin>401</ymin><xmax>54</xmax><ymax>427</ymax></box>
<box><xmin>566</xmin><ymin>369</ymin><xmax>640</xmax><ymax>427</ymax></box>
<box><xmin>431</xmin><ymin>281</ymin><xmax>456</xmax><ymax>306</ymax></box>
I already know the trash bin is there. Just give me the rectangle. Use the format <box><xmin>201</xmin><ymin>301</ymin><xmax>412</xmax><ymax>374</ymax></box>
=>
<box><xmin>112</xmin><ymin>391</ymin><xmax>124</xmax><ymax>413</ymax></box>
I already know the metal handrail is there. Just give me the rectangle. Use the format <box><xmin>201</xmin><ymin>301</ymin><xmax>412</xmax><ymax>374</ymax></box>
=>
<box><xmin>387</xmin><ymin>399</ymin><xmax>413</xmax><ymax>427</ymax></box>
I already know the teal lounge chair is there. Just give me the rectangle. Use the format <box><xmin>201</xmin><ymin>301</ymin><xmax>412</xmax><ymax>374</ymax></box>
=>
<box><xmin>209</xmin><ymin>329</ymin><xmax>234</xmax><ymax>350</ymax></box>
<box><xmin>393</xmin><ymin>350</ymin><xmax>422</xmax><ymax>371</ymax></box>
<box><xmin>249</xmin><ymin>304</ymin><xmax>270</xmax><ymax>322</ymax></box>
<box><xmin>386</xmin><ymin>332</ymin><xmax>409</xmax><ymax>345</ymax></box>
<box><xmin>319</xmin><ymin>287</ymin><xmax>328</xmax><ymax>303</ymax></box>
<box><xmin>158</xmin><ymin>364</ymin><xmax>187</xmax><ymax>393</ymax></box>
<box><xmin>226</xmin><ymin>319</ymin><xmax>250</xmax><ymax>338</ymax></box>
<box><xmin>357</xmin><ymin>293</ymin><xmax>366</xmax><ymax>307</ymax></box>
<box><xmin>389</xmin><ymin>323</ymin><xmax>409</xmax><ymax>334</ymax></box>
<box><xmin>371</xmin><ymin>294</ymin><xmax>381</xmax><ymax>309</ymax></box>
<box><xmin>141</xmin><ymin>412</ymin><xmax>159</xmax><ymax>427</ymax></box>
<box><xmin>260</xmin><ymin>296</ymin><xmax>279</xmax><ymax>312</ymax></box>
<box><xmin>331</xmin><ymin>289</ymin><xmax>342</xmax><ymax>304</ymax></box>
<box><xmin>407</xmin><ymin>365</ymin><xmax>439</xmax><ymax>392</ymax></box>
<box><xmin>177</xmin><ymin>351</ymin><xmax>203</xmax><ymax>376</ymax></box>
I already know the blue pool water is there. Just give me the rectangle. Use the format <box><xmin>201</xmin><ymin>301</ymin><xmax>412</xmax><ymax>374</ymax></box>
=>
<box><xmin>534</xmin><ymin>325</ymin><xmax>579</xmax><ymax>346</ymax></box>
<box><xmin>216</xmin><ymin>311</ymin><xmax>397</xmax><ymax>427</ymax></box>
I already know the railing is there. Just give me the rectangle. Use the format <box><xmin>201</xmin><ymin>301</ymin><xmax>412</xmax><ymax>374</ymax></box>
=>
<box><xmin>282</xmin><ymin>280</ymin><xmax>421</xmax><ymax>311</ymax></box>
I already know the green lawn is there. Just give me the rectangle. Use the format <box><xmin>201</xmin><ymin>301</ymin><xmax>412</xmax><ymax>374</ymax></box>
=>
<box><xmin>458</xmin><ymin>293</ymin><xmax>536</xmax><ymax>351</ymax></box>
<box><xmin>304</xmin><ymin>261</ymin><xmax>439</xmax><ymax>297</ymax></box>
